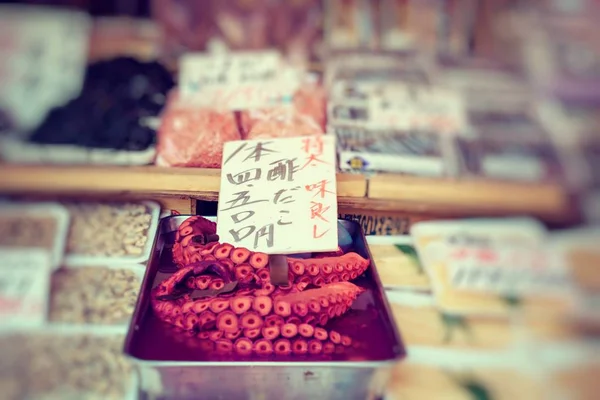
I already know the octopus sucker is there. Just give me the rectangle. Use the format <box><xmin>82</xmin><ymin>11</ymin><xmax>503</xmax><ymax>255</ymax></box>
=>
<box><xmin>290</xmin><ymin>261</ymin><xmax>305</xmax><ymax>275</ymax></box>
<box><xmin>209</xmin><ymin>279</ymin><xmax>225</xmax><ymax>290</ymax></box>
<box><xmin>274</xmin><ymin>338</ymin><xmax>292</xmax><ymax>355</ymax></box>
<box><xmin>230</xmin><ymin>247</ymin><xmax>251</xmax><ymax>264</ymax></box>
<box><xmin>216</xmin><ymin>311</ymin><xmax>239</xmax><ymax>333</ymax></box>
<box><xmin>292</xmin><ymin>338</ymin><xmax>308</xmax><ymax>355</ymax></box>
<box><xmin>209</xmin><ymin>299</ymin><xmax>230</xmax><ymax>314</ymax></box>
<box><xmin>249</xmin><ymin>252</ymin><xmax>269</xmax><ymax>269</ymax></box>
<box><xmin>262</xmin><ymin>325</ymin><xmax>280</xmax><ymax>340</ymax></box>
<box><xmin>230</xmin><ymin>296</ymin><xmax>253</xmax><ymax>315</ymax></box>
<box><xmin>195</xmin><ymin>276</ymin><xmax>212</xmax><ymax>290</ymax></box>
<box><xmin>265</xmin><ymin>315</ymin><xmax>284</xmax><ymax>327</ymax></box>
<box><xmin>225</xmin><ymin>329</ymin><xmax>242</xmax><ymax>340</ymax></box>
<box><xmin>314</xmin><ymin>327</ymin><xmax>328</xmax><ymax>341</ymax></box>
<box><xmin>298</xmin><ymin>323</ymin><xmax>315</xmax><ymax>338</ymax></box>
<box><xmin>286</xmin><ymin>316</ymin><xmax>302</xmax><ymax>325</ymax></box>
<box><xmin>254</xmin><ymin>339</ymin><xmax>273</xmax><ymax>355</ymax></box>
<box><xmin>214</xmin><ymin>243</ymin><xmax>234</xmax><ymax>259</ymax></box>
<box><xmin>154</xmin><ymin>216</ymin><xmax>371</xmax><ymax>356</ymax></box>
<box><xmin>281</xmin><ymin>323</ymin><xmax>298</xmax><ymax>338</ymax></box>
<box><xmin>215</xmin><ymin>338</ymin><xmax>233</xmax><ymax>353</ymax></box>
<box><xmin>256</xmin><ymin>268</ymin><xmax>271</xmax><ymax>282</ymax></box>
<box><xmin>209</xmin><ymin>330</ymin><xmax>223</xmax><ymax>341</ymax></box>
<box><xmin>240</xmin><ymin>311</ymin><xmax>263</xmax><ymax>330</ymax></box>
<box><xmin>323</xmin><ymin>342</ymin><xmax>335</xmax><ymax>354</ymax></box>
<box><xmin>308</xmin><ymin>339</ymin><xmax>323</xmax><ymax>354</ymax></box>
<box><xmin>252</xmin><ymin>296</ymin><xmax>273</xmax><ymax>316</ymax></box>
<box><xmin>244</xmin><ymin>328</ymin><xmax>261</xmax><ymax>339</ymax></box>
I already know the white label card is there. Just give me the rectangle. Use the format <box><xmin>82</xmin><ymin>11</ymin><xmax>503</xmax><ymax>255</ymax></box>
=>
<box><xmin>217</xmin><ymin>136</ymin><xmax>338</xmax><ymax>254</ymax></box>
<box><xmin>368</xmin><ymin>85</ymin><xmax>467</xmax><ymax>133</ymax></box>
<box><xmin>447</xmin><ymin>244</ymin><xmax>571</xmax><ymax>296</ymax></box>
<box><xmin>0</xmin><ymin>248</ymin><xmax>52</xmax><ymax>330</ymax></box>
<box><xmin>0</xmin><ymin>5</ymin><xmax>90</xmax><ymax>132</ymax></box>
<box><xmin>178</xmin><ymin>51</ymin><xmax>301</xmax><ymax>110</ymax></box>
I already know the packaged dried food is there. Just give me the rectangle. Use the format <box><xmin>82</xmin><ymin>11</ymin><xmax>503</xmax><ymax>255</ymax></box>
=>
<box><xmin>240</xmin><ymin>107</ymin><xmax>323</xmax><ymax>140</ymax></box>
<box><xmin>156</xmin><ymin>105</ymin><xmax>241</xmax><ymax>168</ymax></box>
<box><xmin>333</xmin><ymin>125</ymin><xmax>454</xmax><ymax>175</ymax></box>
<box><xmin>0</xmin><ymin>332</ymin><xmax>134</xmax><ymax>400</ymax></box>
<box><xmin>0</xmin><ymin>202</ymin><xmax>70</xmax><ymax>268</ymax></box>
<box><xmin>456</xmin><ymin>135</ymin><xmax>563</xmax><ymax>182</ymax></box>
<box><xmin>49</xmin><ymin>265</ymin><xmax>144</xmax><ymax>327</ymax></box>
<box><xmin>0</xmin><ymin>57</ymin><xmax>174</xmax><ymax>166</ymax></box>
<box><xmin>64</xmin><ymin>201</ymin><xmax>160</xmax><ymax>266</ymax></box>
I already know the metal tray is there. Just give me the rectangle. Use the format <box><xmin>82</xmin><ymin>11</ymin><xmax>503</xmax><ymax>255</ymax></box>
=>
<box><xmin>124</xmin><ymin>216</ymin><xmax>405</xmax><ymax>400</ymax></box>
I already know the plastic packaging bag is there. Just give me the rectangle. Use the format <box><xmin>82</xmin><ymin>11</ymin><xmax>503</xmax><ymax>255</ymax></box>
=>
<box><xmin>156</xmin><ymin>91</ymin><xmax>241</xmax><ymax>168</ymax></box>
<box><xmin>241</xmin><ymin>107</ymin><xmax>323</xmax><ymax>140</ymax></box>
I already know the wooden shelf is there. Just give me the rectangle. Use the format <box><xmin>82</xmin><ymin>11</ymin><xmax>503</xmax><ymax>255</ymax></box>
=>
<box><xmin>0</xmin><ymin>165</ymin><xmax>575</xmax><ymax>222</ymax></box>
<box><xmin>0</xmin><ymin>164</ymin><xmax>366</xmax><ymax>201</ymax></box>
<box><xmin>368</xmin><ymin>173</ymin><xmax>574</xmax><ymax>222</ymax></box>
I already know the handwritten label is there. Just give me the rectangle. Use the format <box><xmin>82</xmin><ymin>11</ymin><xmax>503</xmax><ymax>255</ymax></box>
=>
<box><xmin>447</xmin><ymin>240</ymin><xmax>571</xmax><ymax>296</ymax></box>
<box><xmin>368</xmin><ymin>85</ymin><xmax>467</xmax><ymax>133</ymax></box>
<box><xmin>217</xmin><ymin>136</ymin><xmax>338</xmax><ymax>254</ymax></box>
<box><xmin>0</xmin><ymin>249</ymin><xmax>52</xmax><ymax>330</ymax></box>
<box><xmin>179</xmin><ymin>51</ymin><xmax>300</xmax><ymax>110</ymax></box>
<box><xmin>0</xmin><ymin>6</ymin><xmax>90</xmax><ymax>132</ymax></box>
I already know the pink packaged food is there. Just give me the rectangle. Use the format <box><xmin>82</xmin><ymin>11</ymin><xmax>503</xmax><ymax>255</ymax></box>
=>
<box><xmin>241</xmin><ymin>107</ymin><xmax>323</xmax><ymax>140</ymax></box>
<box><xmin>239</xmin><ymin>79</ymin><xmax>327</xmax><ymax>138</ymax></box>
<box><xmin>156</xmin><ymin>92</ymin><xmax>241</xmax><ymax>168</ymax></box>
<box><xmin>293</xmin><ymin>80</ymin><xmax>328</xmax><ymax>131</ymax></box>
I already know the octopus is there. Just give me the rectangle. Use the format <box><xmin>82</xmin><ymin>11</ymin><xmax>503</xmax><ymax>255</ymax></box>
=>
<box><xmin>151</xmin><ymin>216</ymin><xmax>371</xmax><ymax>356</ymax></box>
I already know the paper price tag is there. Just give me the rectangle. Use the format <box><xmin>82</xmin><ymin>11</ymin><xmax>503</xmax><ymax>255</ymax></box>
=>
<box><xmin>447</xmin><ymin>244</ymin><xmax>571</xmax><ymax>296</ymax></box>
<box><xmin>217</xmin><ymin>136</ymin><xmax>338</xmax><ymax>254</ymax></box>
<box><xmin>0</xmin><ymin>248</ymin><xmax>52</xmax><ymax>330</ymax></box>
<box><xmin>0</xmin><ymin>6</ymin><xmax>90</xmax><ymax>132</ymax></box>
<box><xmin>179</xmin><ymin>51</ymin><xmax>300</xmax><ymax>109</ymax></box>
<box><xmin>368</xmin><ymin>85</ymin><xmax>467</xmax><ymax>133</ymax></box>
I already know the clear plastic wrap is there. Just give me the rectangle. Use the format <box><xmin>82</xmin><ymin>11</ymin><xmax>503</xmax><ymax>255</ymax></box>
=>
<box><xmin>157</xmin><ymin>108</ymin><xmax>240</xmax><ymax>168</ymax></box>
<box><xmin>241</xmin><ymin>107</ymin><xmax>323</xmax><ymax>140</ymax></box>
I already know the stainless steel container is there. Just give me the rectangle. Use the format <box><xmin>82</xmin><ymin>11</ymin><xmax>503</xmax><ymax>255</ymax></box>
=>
<box><xmin>124</xmin><ymin>216</ymin><xmax>405</xmax><ymax>400</ymax></box>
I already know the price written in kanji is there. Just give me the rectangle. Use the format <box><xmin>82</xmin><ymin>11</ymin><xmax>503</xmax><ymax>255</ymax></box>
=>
<box><xmin>0</xmin><ymin>249</ymin><xmax>52</xmax><ymax>330</ymax></box>
<box><xmin>218</xmin><ymin>136</ymin><xmax>338</xmax><ymax>254</ymax></box>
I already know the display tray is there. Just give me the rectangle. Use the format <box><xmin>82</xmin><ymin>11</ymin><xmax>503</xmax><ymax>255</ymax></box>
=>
<box><xmin>124</xmin><ymin>215</ymin><xmax>405</xmax><ymax>400</ymax></box>
<box><xmin>64</xmin><ymin>201</ymin><xmax>161</xmax><ymax>266</ymax></box>
<box><xmin>0</xmin><ymin>136</ymin><xmax>157</xmax><ymax>166</ymax></box>
<box><xmin>0</xmin><ymin>201</ymin><xmax>70</xmax><ymax>268</ymax></box>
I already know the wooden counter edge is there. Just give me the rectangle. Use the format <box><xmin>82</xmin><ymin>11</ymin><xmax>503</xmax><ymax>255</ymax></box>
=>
<box><xmin>0</xmin><ymin>165</ymin><xmax>367</xmax><ymax>198</ymax></box>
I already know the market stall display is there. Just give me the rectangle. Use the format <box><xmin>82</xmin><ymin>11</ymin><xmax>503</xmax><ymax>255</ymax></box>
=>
<box><xmin>124</xmin><ymin>215</ymin><xmax>404</xmax><ymax>399</ymax></box>
<box><xmin>0</xmin><ymin>1</ymin><xmax>599</xmax><ymax>399</ymax></box>
<box><xmin>0</xmin><ymin>333</ymin><xmax>134</xmax><ymax>400</ymax></box>
<box><xmin>0</xmin><ymin>202</ymin><xmax>70</xmax><ymax>267</ymax></box>
<box><xmin>49</xmin><ymin>265</ymin><xmax>143</xmax><ymax>326</ymax></box>
<box><xmin>64</xmin><ymin>201</ymin><xmax>160</xmax><ymax>265</ymax></box>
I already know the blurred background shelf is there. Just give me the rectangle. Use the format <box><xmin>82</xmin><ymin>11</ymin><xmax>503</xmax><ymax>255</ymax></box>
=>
<box><xmin>0</xmin><ymin>165</ymin><xmax>575</xmax><ymax>223</ymax></box>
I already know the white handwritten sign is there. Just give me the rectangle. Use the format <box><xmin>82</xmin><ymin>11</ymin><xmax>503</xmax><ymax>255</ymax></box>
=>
<box><xmin>0</xmin><ymin>249</ymin><xmax>52</xmax><ymax>330</ymax></box>
<box><xmin>217</xmin><ymin>135</ymin><xmax>338</xmax><ymax>254</ymax></box>
<box><xmin>447</xmin><ymin>244</ymin><xmax>571</xmax><ymax>296</ymax></box>
<box><xmin>0</xmin><ymin>5</ymin><xmax>90</xmax><ymax>132</ymax></box>
<box><xmin>178</xmin><ymin>51</ymin><xmax>300</xmax><ymax>110</ymax></box>
<box><xmin>368</xmin><ymin>85</ymin><xmax>467</xmax><ymax>133</ymax></box>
